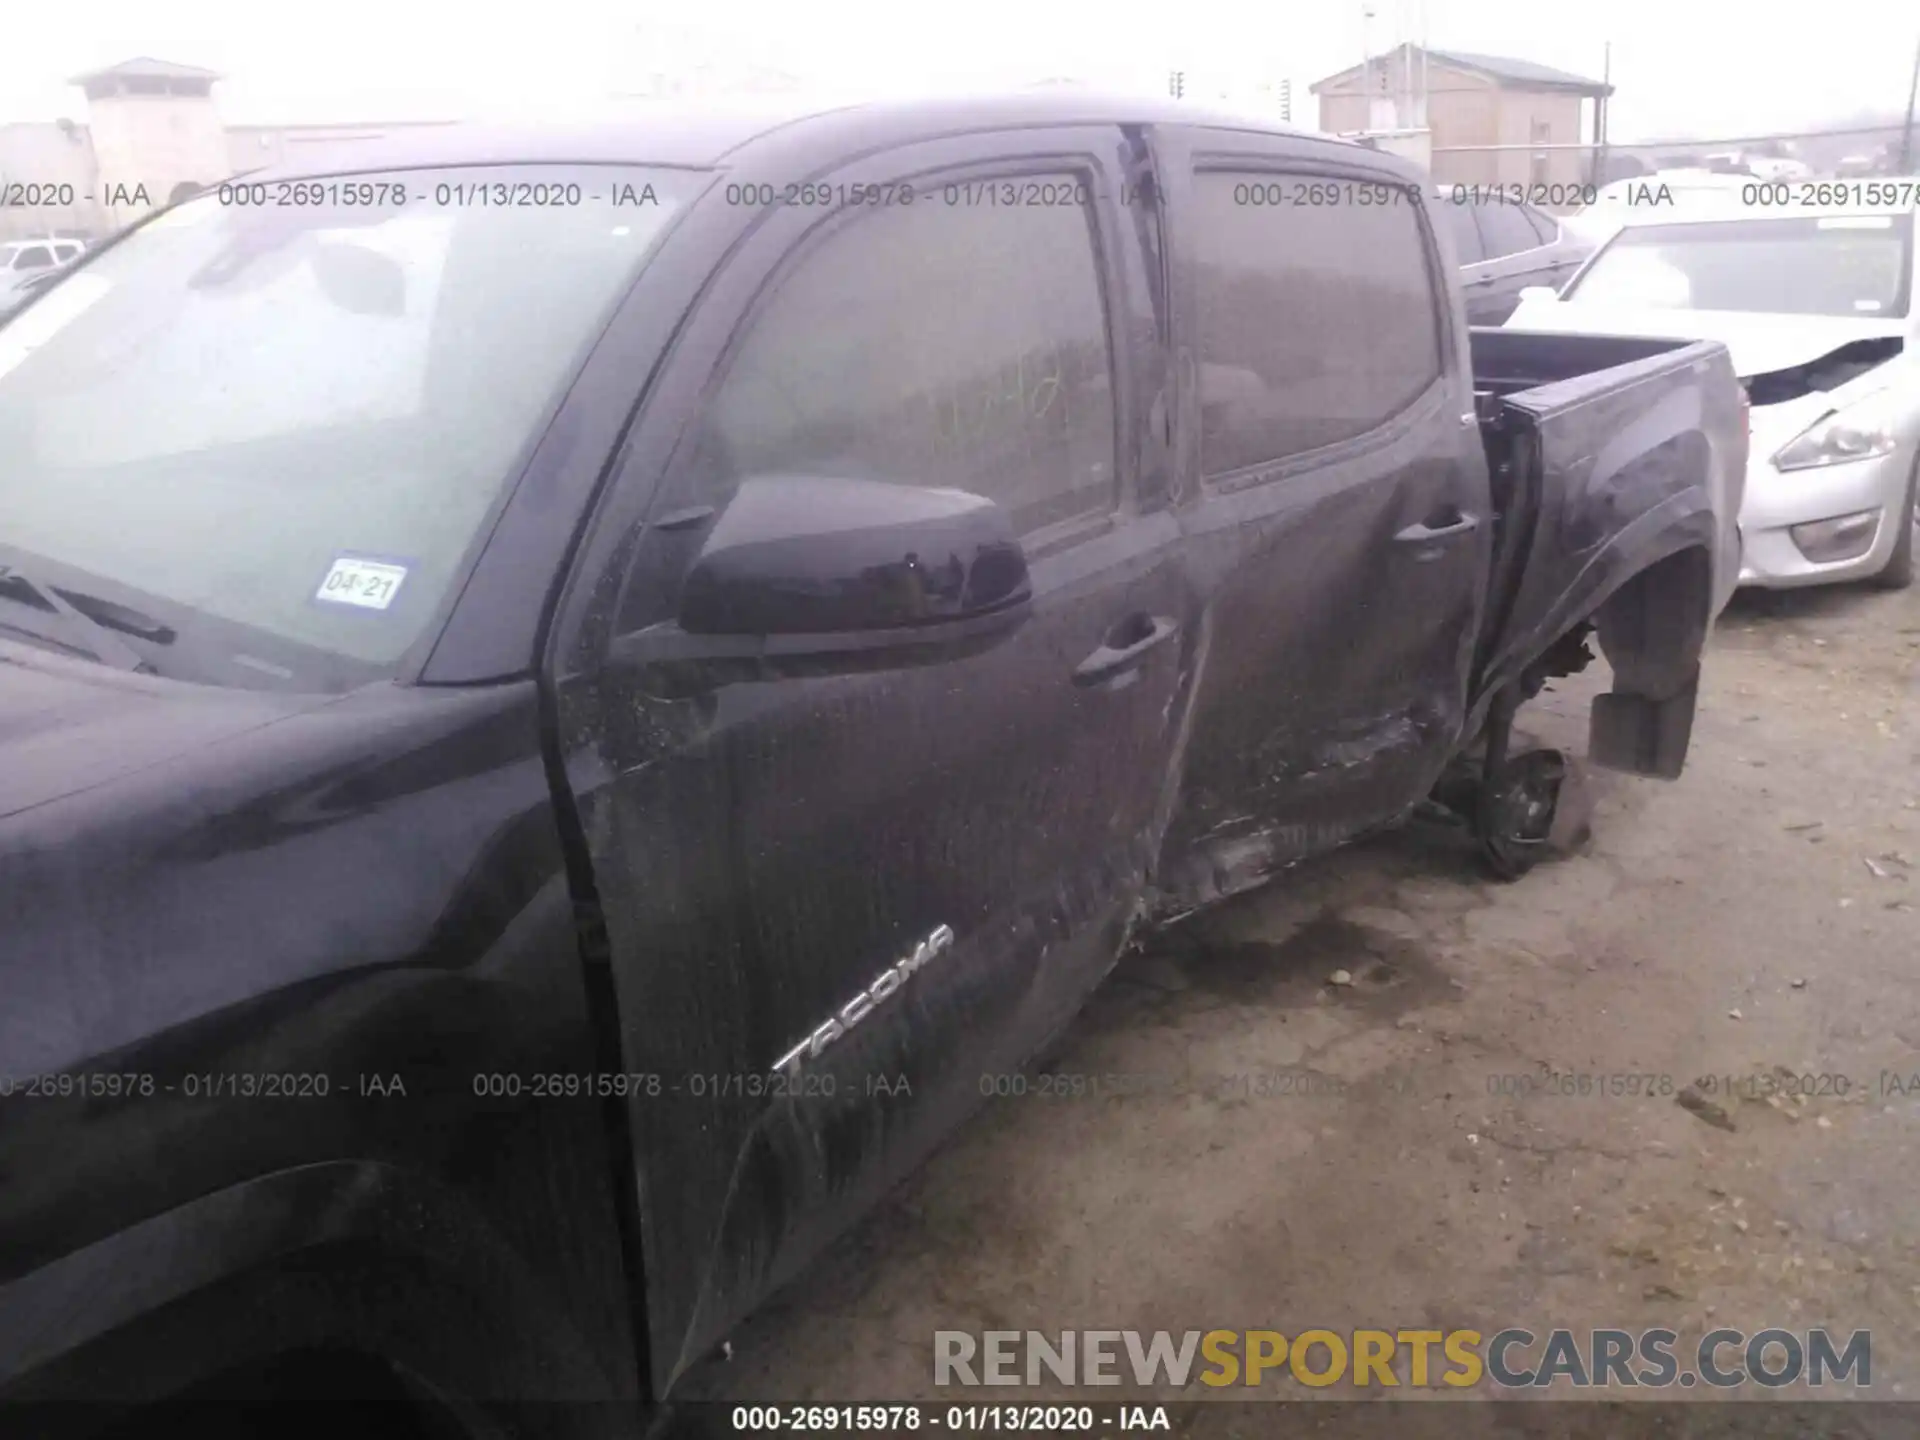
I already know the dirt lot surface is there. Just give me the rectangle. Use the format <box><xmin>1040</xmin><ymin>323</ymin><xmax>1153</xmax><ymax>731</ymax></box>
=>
<box><xmin>687</xmin><ymin>581</ymin><xmax>1920</xmax><ymax>1423</ymax></box>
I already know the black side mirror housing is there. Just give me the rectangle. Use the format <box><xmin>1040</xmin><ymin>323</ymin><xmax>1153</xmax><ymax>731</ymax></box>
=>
<box><xmin>611</xmin><ymin>475</ymin><xmax>1033</xmax><ymax>690</ymax></box>
<box><xmin>680</xmin><ymin>475</ymin><xmax>1029</xmax><ymax>634</ymax></box>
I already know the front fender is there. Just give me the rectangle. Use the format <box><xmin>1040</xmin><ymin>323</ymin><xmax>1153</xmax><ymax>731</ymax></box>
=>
<box><xmin>0</xmin><ymin>1160</ymin><xmax>639</xmax><ymax>1436</ymax></box>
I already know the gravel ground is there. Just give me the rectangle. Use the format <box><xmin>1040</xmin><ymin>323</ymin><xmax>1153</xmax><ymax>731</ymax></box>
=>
<box><xmin>684</xmin><ymin>579</ymin><xmax>1920</xmax><ymax>1418</ymax></box>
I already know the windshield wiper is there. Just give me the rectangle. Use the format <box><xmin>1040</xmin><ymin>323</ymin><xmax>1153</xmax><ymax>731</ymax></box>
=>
<box><xmin>0</xmin><ymin>562</ymin><xmax>159</xmax><ymax>673</ymax></box>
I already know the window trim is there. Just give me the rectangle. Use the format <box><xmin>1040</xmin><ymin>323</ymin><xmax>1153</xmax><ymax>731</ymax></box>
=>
<box><xmin>1434</xmin><ymin>195</ymin><xmax>1488</xmax><ymax>265</ymax></box>
<box><xmin>663</xmin><ymin>154</ymin><xmax>1128</xmax><ymax>540</ymax></box>
<box><xmin>1186</xmin><ymin>160</ymin><xmax>1454</xmax><ymax>489</ymax></box>
<box><xmin>1473</xmin><ymin>199</ymin><xmax>1550</xmax><ymax>261</ymax></box>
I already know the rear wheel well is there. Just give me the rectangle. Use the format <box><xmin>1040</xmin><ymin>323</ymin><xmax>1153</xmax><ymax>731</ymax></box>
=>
<box><xmin>1593</xmin><ymin>545</ymin><xmax>1712</xmax><ymax>701</ymax></box>
<box><xmin>1587</xmin><ymin>546</ymin><xmax>1712</xmax><ymax>779</ymax></box>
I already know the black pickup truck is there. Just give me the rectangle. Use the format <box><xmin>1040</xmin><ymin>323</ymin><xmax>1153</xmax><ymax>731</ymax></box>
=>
<box><xmin>0</xmin><ymin>94</ymin><xmax>1743</xmax><ymax>1437</ymax></box>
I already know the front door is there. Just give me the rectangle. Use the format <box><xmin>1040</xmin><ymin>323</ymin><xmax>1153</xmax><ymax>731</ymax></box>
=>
<box><xmin>551</xmin><ymin>129</ymin><xmax>1193</xmax><ymax>1392</ymax></box>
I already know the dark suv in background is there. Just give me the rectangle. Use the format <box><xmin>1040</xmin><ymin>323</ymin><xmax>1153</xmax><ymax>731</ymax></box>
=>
<box><xmin>1436</xmin><ymin>194</ymin><xmax>1594</xmax><ymax>323</ymax></box>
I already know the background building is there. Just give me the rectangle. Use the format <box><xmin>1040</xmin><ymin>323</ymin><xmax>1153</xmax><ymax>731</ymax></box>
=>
<box><xmin>75</xmin><ymin>58</ymin><xmax>228</xmax><ymax>220</ymax></box>
<box><xmin>1312</xmin><ymin>43</ymin><xmax>1612</xmax><ymax>187</ymax></box>
<box><xmin>0</xmin><ymin>57</ymin><xmax>455</xmax><ymax>241</ymax></box>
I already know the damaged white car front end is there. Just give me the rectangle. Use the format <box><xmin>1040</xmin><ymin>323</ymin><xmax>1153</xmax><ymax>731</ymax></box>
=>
<box><xmin>1507</xmin><ymin>206</ymin><xmax>1920</xmax><ymax>589</ymax></box>
<box><xmin>1740</xmin><ymin>344</ymin><xmax>1916</xmax><ymax>586</ymax></box>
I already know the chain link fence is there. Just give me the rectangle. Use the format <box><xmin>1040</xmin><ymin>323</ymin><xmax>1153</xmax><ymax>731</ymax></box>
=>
<box><xmin>1429</xmin><ymin>123</ymin><xmax>1918</xmax><ymax>206</ymax></box>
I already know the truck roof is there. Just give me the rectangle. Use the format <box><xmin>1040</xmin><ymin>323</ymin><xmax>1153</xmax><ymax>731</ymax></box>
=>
<box><xmin>226</xmin><ymin>91</ymin><xmax>1351</xmax><ymax>183</ymax></box>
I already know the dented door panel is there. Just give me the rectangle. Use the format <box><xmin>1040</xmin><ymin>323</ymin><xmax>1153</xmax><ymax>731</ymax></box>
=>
<box><xmin>1144</xmin><ymin>129</ymin><xmax>1491</xmax><ymax>909</ymax></box>
<box><xmin>565</xmin><ymin>514</ymin><xmax>1190</xmax><ymax>1384</ymax></box>
<box><xmin>1155</xmin><ymin>414</ymin><xmax>1490</xmax><ymax>907</ymax></box>
<box><xmin>548</xmin><ymin>126</ymin><xmax>1189</xmax><ymax>1393</ymax></box>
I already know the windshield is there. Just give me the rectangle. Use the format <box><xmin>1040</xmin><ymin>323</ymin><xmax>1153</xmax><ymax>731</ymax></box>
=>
<box><xmin>1563</xmin><ymin>213</ymin><xmax>1914</xmax><ymax>318</ymax></box>
<box><xmin>0</xmin><ymin>164</ymin><xmax>697</xmax><ymax>690</ymax></box>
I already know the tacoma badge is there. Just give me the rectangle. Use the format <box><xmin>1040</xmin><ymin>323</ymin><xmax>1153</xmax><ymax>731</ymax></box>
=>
<box><xmin>772</xmin><ymin>925</ymin><xmax>955</xmax><ymax>1079</ymax></box>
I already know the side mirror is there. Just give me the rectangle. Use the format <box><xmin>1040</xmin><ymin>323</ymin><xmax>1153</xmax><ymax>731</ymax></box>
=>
<box><xmin>612</xmin><ymin>475</ymin><xmax>1033</xmax><ymax>690</ymax></box>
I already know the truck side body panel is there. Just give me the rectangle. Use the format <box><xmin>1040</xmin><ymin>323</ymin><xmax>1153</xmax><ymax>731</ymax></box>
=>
<box><xmin>1467</xmin><ymin>329</ymin><xmax>1745</xmax><ymax>708</ymax></box>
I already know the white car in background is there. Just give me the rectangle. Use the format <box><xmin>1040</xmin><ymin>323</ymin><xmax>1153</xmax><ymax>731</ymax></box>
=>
<box><xmin>0</xmin><ymin>237</ymin><xmax>84</xmax><ymax>285</ymax></box>
<box><xmin>0</xmin><ymin>238</ymin><xmax>87</xmax><ymax>321</ymax></box>
<box><xmin>1561</xmin><ymin>169</ymin><xmax>1753</xmax><ymax>248</ymax></box>
<box><xmin>1508</xmin><ymin>199</ymin><xmax>1919</xmax><ymax>589</ymax></box>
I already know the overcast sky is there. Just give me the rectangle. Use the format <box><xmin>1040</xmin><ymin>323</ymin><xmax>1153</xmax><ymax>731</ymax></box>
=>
<box><xmin>3</xmin><ymin>0</ymin><xmax>1917</xmax><ymax>141</ymax></box>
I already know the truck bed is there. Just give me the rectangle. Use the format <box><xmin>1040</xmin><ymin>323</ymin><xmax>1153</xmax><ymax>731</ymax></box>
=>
<box><xmin>1466</xmin><ymin>326</ymin><xmax>1745</xmax><ymax>708</ymax></box>
<box><xmin>1469</xmin><ymin>327</ymin><xmax>1709</xmax><ymax>399</ymax></box>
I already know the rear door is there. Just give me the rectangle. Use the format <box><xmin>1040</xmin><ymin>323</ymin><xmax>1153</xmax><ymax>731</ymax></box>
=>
<box><xmin>548</xmin><ymin>127</ymin><xmax>1191</xmax><ymax>1392</ymax></box>
<box><xmin>1150</xmin><ymin>131</ymin><xmax>1491</xmax><ymax>898</ymax></box>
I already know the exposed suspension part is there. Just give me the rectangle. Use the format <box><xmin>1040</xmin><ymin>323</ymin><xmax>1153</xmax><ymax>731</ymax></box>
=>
<box><xmin>1426</xmin><ymin>624</ymin><xmax>1593</xmax><ymax>879</ymax></box>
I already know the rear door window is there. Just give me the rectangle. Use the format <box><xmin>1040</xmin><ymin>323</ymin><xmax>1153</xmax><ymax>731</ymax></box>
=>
<box><xmin>1191</xmin><ymin>171</ymin><xmax>1444</xmax><ymax>475</ymax></box>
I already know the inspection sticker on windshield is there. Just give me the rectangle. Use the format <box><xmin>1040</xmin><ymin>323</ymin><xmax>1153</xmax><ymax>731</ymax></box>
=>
<box><xmin>315</xmin><ymin>556</ymin><xmax>408</xmax><ymax>610</ymax></box>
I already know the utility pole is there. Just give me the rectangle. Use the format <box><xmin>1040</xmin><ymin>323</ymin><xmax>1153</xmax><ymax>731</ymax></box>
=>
<box><xmin>1900</xmin><ymin>32</ymin><xmax>1920</xmax><ymax>172</ymax></box>
<box><xmin>1593</xmin><ymin>40</ymin><xmax>1612</xmax><ymax>186</ymax></box>
<box><xmin>1361</xmin><ymin>3</ymin><xmax>1374</xmax><ymax>121</ymax></box>
<box><xmin>1417</xmin><ymin>0</ymin><xmax>1429</xmax><ymax>127</ymax></box>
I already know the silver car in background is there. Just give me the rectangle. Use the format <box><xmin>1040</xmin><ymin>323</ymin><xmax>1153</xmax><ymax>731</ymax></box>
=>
<box><xmin>1506</xmin><ymin>199</ymin><xmax>1919</xmax><ymax>589</ymax></box>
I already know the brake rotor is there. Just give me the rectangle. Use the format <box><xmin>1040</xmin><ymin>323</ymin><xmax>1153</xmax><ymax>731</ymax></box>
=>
<box><xmin>1481</xmin><ymin>748</ymin><xmax>1568</xmax><ymax>879</ymax></box>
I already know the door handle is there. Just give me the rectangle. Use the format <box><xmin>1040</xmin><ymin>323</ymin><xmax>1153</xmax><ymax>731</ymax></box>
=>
<box><xmin>1394</xmin><ymin>511</ymin><xmax>1481</xmax><ymax>545</ymax></box>
<box><xmin>1073</xmin><ymin>613</ymin><xmax>1179</xmax><ymax>687</ymax></box>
